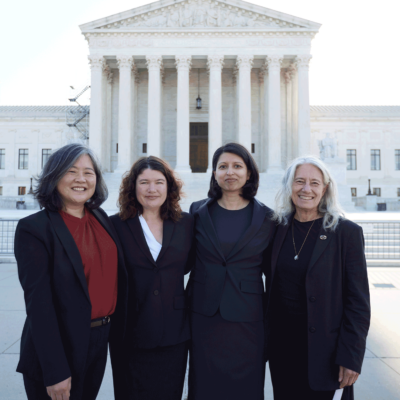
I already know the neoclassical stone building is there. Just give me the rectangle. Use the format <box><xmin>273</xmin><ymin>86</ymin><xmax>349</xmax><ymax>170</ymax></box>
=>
<box><xmin>81</xmin><ymin>0</ymin><xmax>320</xmax><ymax>174</ymax></box>
<box><xmin>0</xmin><ymin>0</ymin><xmax>399</xmax><ymax>211</ymax></box>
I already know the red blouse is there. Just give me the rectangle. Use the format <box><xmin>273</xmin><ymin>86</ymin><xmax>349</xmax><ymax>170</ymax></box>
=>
<box><xmin>60</xmin><ymin>208</ymin><xmax>118</xmax><ymax>320</ymax></box>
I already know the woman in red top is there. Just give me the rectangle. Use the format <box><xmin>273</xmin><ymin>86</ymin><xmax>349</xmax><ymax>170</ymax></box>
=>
<box><xmin>14</xmin><ymin>143</ymin><xmax>128</xmax><ymax>400</ymax></box>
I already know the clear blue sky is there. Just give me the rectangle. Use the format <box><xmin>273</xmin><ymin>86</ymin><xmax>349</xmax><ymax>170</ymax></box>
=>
<box><xmin>1</xmin><ymin>0</ymin><xmax>399</xmax><ymax>106</ymax></box>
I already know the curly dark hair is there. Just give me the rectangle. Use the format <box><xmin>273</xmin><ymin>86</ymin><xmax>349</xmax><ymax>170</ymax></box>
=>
<box><xmin>207</xmin><ymin>142</ymin><xmax>259</xmax><ymax>200</ymax></box>
<box><xmin>118</xmin><ymin>156</ymin><xmax>183</xmax><ymax>222</ymax></box>
<box><xmin>34</xmin><ymin>143</ymin><xmax>108</xmax><ymax>211</ymax></box>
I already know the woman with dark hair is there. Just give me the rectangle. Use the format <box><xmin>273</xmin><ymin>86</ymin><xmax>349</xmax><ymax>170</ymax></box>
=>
<box><xmin>188</xmin><ymin>143</ymin><xmax>275</xmax><ymax>400</ymax></box>
<box><xmin>14</xmin><ymin>143</ymin><xmax>128</xmax><ymax>400</ymax></box>
<box><xmin>110</xmin><ymin>156</ymin><xmax>194</xmax><ymax>400</ymax></box>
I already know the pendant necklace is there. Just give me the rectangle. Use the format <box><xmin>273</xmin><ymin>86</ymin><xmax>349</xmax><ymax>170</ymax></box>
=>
<box><xmin>292</xmin><ymin>218</ymin><xmax>316</xmax><ymax>261</ymax></box>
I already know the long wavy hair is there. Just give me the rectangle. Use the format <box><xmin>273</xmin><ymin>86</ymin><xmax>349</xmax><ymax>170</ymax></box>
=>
<box><xmin>272</xmin><ymin>156</ymin><xmax>345</xmax><ymax>231</ymax></box>
<box><xmin>118</xmin><ymin>156</ymin><xmax>183</xmax><ymax>222</ymax></box>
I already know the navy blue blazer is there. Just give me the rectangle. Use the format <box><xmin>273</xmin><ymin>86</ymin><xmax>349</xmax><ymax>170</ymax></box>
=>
<box><xmin>265</xmin><ymin>214</ymin><xmax>370</xmax><ymax>391</ymax></box>
<box><xmin>14</xmin><ymin>208</ymin><xmax>128</xmax><ymax>387</ymax></box>
<box><xmin>188</xmin><ymin>198</ymin><xmax>275</xmax><ymax>322</ymax></box>
<box><xmin>110</xmin><ymin>212</ymin><xmax>194</xmax><ymax>349</ymax></box>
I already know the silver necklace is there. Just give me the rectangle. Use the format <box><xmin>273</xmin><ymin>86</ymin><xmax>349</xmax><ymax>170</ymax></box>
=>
<box><xmin>292</xmin><ymin>218</ymin><xmax>316</xmax><ymax>261</ymax></box>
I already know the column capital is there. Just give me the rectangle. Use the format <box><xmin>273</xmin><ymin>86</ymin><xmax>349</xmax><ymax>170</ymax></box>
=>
<box><xmin>266</xmin><ymin>55</ymin><xmax>283</xmax><ymax>70</ymax></box>
<box><xmin>207</xmin><ymin>55</ymin><xmax>224</xmax><ymax>70</ymax></box>
<box><xmin>175</xmin><ymin>55</ymin><xmax>192</xmax><ymax>71</ymax></box>
<box><xmin>117</xmin><ymin>55</ymin><xmax>134</xmax><ymax>69</ymax></box>
<box><xmin>88</xmin><ymin>55</ymin><xmax>105</xmax><ymax>70</ymax></box>
<box><xmin>295</xmin><ymin>54</ymin><xmax>312</xmax><ymax>69</ymax></box>
<box><xmin>283</xmin><ymin>64</ymin><xmax>296</xmax><ymax>83</ymax></box>
<box><xmin>236</xmin><ymin>55</ymin><xmax>254</xmax><ymax>69</ymax></box>
<box><xmin>146</xmin><ymin>55</ymin><xmax>163</xmax><ymax>71</ymax></box>
<box><xmin>103</xmin><ymin>65</ymin><xmax>113</xmax><ymax>83</ymax></box>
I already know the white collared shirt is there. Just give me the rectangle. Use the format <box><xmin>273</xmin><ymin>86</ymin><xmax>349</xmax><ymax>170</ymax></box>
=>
<box><xmin>139</xmin><ymin>215</ymin><xmax>162</xmax><ymax>261</ymax></box>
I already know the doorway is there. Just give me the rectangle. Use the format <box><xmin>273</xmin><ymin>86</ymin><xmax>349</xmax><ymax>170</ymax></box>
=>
<box><xmin>190</xmin><ymin>123</ymin><xmax>208</xmax><ymax>173</ymax></box>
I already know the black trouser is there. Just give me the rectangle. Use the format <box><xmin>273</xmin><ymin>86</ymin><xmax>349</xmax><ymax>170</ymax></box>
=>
<box><xmin>23</xmin><ymin>322</ymin><xmax>110</xmax><ymax>400</ymax></box>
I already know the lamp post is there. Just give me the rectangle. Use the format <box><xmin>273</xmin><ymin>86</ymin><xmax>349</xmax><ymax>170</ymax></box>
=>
<box><xmin>367</xmin><ymin>179</ymin><xmax>372</xmax><ymax>195</ymax></box>
<box><xmin>28</xmin><ymin>177</ymin><xmax>34</xmax><ymax>195</ymax></box>
<box><xmin>196</xmin><ymin>69</ymin><xmax>202</xmax><ymax>109</ymax></box>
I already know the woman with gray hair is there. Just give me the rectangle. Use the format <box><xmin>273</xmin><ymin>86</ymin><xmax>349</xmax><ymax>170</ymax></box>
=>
<box><xmin>265</xmin><ymin>156</ymin><xmax>370</xmax><ymax>400</ymax></box>
<box><xmin>14</xmin><ymin>143</ymin><xmax>128</xmax><ymax>400</ymax></box>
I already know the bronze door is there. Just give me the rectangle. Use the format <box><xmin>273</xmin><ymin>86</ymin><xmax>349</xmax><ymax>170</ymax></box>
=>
<box><xmin>190</xmin><ymin>123</ymin><xmax>208</xmax><ymax>173</ymax></box>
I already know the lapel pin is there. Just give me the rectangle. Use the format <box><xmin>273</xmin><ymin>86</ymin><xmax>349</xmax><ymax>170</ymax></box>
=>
<box><xmin>320</xmin><ymin>235</ymin><xmax>327</xmax><ymax>240</ymax></box>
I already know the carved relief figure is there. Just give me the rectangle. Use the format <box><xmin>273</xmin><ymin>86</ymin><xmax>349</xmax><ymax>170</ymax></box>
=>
<box><xmin>180</xmin><ymin>3</ymin><xmax>194</xmax><ymax>27</ymax></box>
<box><xmin>193</xmin><ymin>0</ymin><xmax>207</xmax><ymax>26</ymax></box>
<box><xmin>318</xmin><ymin>132</ymin><xmax>338</xmax><ymax>160</ymax></box>
<box><xmin>119</xmin><ymin>2</ymin><xmax>288</xmax><ymax>29</ymax></box>
<box><xmin>206</xmin><ymin>3</ymin><xmax>220</xmax><ymax>27</ymax></box>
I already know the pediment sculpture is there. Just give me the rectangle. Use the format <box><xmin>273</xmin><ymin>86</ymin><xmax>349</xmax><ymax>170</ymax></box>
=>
<box><xmin>97</xmin><ymin>0</ymin><xmax>304</xmax><ymax>29</ymax></box>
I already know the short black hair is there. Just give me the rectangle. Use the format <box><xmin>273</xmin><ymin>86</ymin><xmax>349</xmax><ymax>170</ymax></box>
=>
<box><xmin>207</xmin><ymin>142</ymin><xmax>259</xmax><ymax>200</ymax></box>
<box><xmin>34</xmin><ymin>143</ymin><xmax>108</xmax><ymax>211</ymax></box>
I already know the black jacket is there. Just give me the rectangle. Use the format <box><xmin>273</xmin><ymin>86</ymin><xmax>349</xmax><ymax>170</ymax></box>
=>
<box><xmin>14</xmin><ymin>208</ymin><xmax>128</xmax><ymax>387</ymax></box>
<box><xmin>110</xmin><ymin>212</ymin><xmax>194</xmax><ymax>349</ymax></box>
<box><xmin>188</xmin><ymin>198</ymin><xmax>275</xmax><ymax>322</ymax></box>
<box><xmin>266</xmin><ymin>214</ymin><xmax>371</xmax><ymax>391</ymax></box>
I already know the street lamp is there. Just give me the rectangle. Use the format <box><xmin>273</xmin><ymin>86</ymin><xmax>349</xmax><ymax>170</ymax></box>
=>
<box><xmin>28</xmin><ymin>177</ymin><xmax>34</xmax><ymax>195</ymax></box>
<box><xmin>367</xmin><ymin>179</ymin><xmax>372</xmax><ymax>195</ymax></box>
<box><xmin>196</xmin><ymin>69</ymin><xmax>202</xmax><ymax>109</ymax></box>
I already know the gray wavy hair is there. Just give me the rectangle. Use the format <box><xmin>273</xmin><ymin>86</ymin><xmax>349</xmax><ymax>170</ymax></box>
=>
<box><xmin>272</xmin><ymin>155</ymin><xmax>345</xmax><ymax>231</ymax></box>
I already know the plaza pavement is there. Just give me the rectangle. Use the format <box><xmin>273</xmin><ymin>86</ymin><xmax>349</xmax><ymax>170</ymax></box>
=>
<box><xmin>1</xmin><ymin>264</ymin><xmax>400</xmax><ymax>400</ymax></box>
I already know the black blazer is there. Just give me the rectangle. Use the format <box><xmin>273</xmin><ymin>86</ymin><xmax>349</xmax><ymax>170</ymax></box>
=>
<box><xmin>14</xmin><ymin>208</ymin><xmax>128</xmax><ymax>387</ymax></box>
<box><xmin>188</xmin><ymin>198</ymin><xmax>275</xmax><ymax>322</ymax></box>
<box><xmin>266</xmin><ymin>214</ymin><xmax>371</xmax><ymax>391</ymax></box>
<box><xmin>110</xmin><ymin>212</ymin><xmax>194</xmax><ymax>349</ymax></box>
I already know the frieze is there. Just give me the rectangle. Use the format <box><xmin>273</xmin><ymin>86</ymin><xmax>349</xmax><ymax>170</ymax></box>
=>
<box><xmin>95</xmin><ymin>1</ymin><xmax>306</xmax><ymax>30</ymax></box>
<box><xmin>88</xmin><ymin>36</ymin><xmax>311</xmax><ymax>49</ymax></box>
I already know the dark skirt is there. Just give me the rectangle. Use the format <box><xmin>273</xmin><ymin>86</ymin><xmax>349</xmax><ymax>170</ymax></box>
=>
<box><xmin>189</xmin><ymin>310</ymin><xmax>265</xmax><ymax>400</ymax></box>
<box><xmin>268</xmin><ymin>312</ymin><xmax>354</xmax><ymax>400</ymax></box>
<box><xmin>126</xmin><ymin>341</ymin><xmax>189</xmax><ymax>400</ymax></box>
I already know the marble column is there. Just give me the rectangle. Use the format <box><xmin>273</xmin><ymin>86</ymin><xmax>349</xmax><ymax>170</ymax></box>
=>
<box><xmin>88</xmin><ymin>55</ymin><xmax>105</xmax><ymax>162</ymax></box>
<box><xmin>175</xmin><ymin>55</ymin><xmax>192</xmax><ymax>173</ymax></box>
<box><xmin>236</xmin><ymin>55</ymin><xmax>253</xmax><ymax>151</ymax></box>
<box><xmin>116</xmin><ymin>55</ymin><xmax>134</xmax><ymax>173</ymax></box>
<box><xmin>104</xmin><ymin>66</ymin><xmax>113</xmax><ymax>172</ymax></box>
<box><xmin>146</xmin><ymin>55</ymin><xmax>163</xmax><ymax>158</ymax></box>
<box><xmin>284</xmin><ymin>66</ymin><xmax>293</xmax><ymax>166</ymax></box>
<box><xmin>266</xmin><ymin>55</ymin><xmax>283</xmax><ymax>172</ymax></box>
<box><xmin>261</xmin><ymin>65</ymin><xmax>268</xmax><ymax>172</ymax></box>
<box><xmin>296</xmin><ymin>55</ymin><xmax>312</xmax><ymax>156</ymax></box>
<box><xmin>207</xmin><ymin>55</ymin><xmax>224</xmax><ymax>172</ymax></box>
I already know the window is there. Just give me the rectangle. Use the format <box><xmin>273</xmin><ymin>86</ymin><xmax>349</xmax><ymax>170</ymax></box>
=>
<box><xmin>18</xmin><ymin>187</ymin><xmax>26</xmax><ymax>195</ymax></box>
<box><xmin>251</xmin><ymin>143</ymin><xmax>255</xmax><ymax>154</ymax></box>
<box><xmin>397</xmin><ymin>188</ymin><xmax>400</xmax><ymax>197</ymax></box>
<box><xmin>143</xmin><ymin>143</ymin><xmax>147</xmax><ymax>153</ymax></box>
<box><xmin>0</xmin><ymin>187</ymin><xmax>3</xmax><ymax>196</ymax></box>
<box><xmin>42</xmin><ymin>149</ymin><xmax>51</xmax><ymax>168</ymax></box>
<box><xmin>116</xmin><ymin>144</ymin><xmax>118</xmax><ymax>153</ymax></box>
<box><xmin>351</xmin><ymin>188</ymin><xmax>357</xmax><ymax>197</ymax></box>
<box><xmin>371</xmin><ymin>149</ymin><xmax>381</xmax><ymax>170</ymax></box>
<box><xmin>395</xmin><ymin>150</ymin><xmax>400</xmax><ymax>170</ymax></box>
<box><xmin>18</xmin><ymin>149</ymin><xmax>29</xmax><ymax>170</ymax></box>
<box><xmin>373</xmin><ymin>188</ymin><xmax>381</xmax><ymax>197</ymax></box>
<box><xmin>346</xmin><ymin>150</ymin><xmax>357</xmax><ymax>170</ymax></box>
<box><xmin>0</xmin><ymin>149</ymin><xmax>5</xmax><ymax>169</ymax></box>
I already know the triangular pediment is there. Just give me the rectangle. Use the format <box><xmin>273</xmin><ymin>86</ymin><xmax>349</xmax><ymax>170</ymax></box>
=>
<box><xmin>80</xmin><ymin>0</ymin><xmax>321</xmax><ymax>32</ymax></box>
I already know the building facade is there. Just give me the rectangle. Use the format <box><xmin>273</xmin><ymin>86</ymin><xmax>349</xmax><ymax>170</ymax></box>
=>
<box><xmin>80</xmin><ymin>0</ymin><xmax>320</xmax><ymax>175</ymax></box>
<box><xmin>0</xmin><ymin>0</ymin><xmax>399</xmax><ymax>210</ymax></box>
